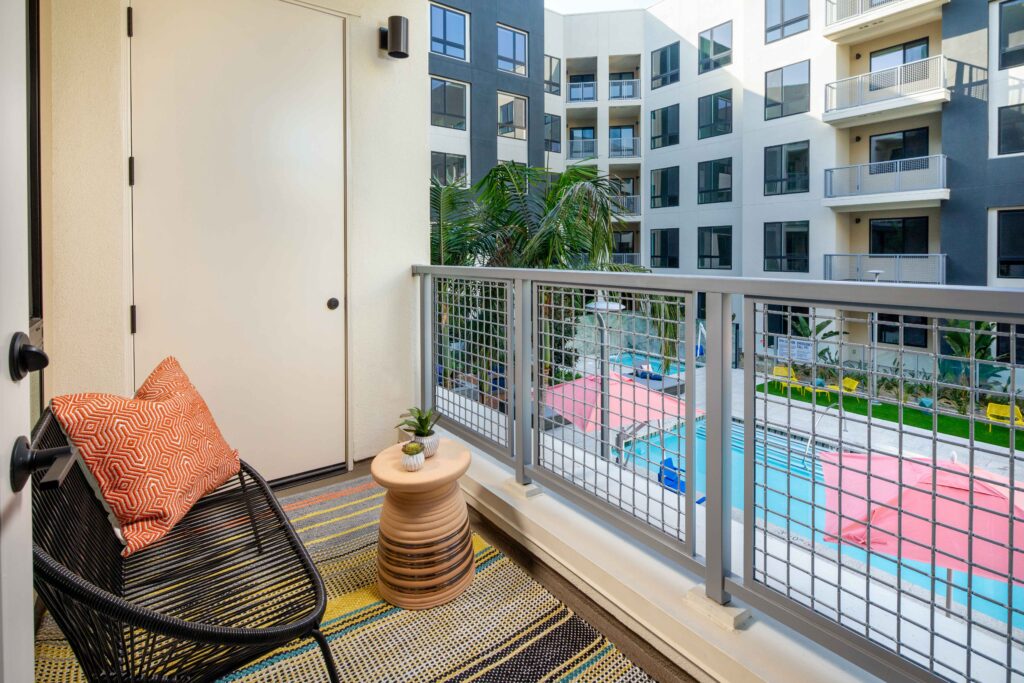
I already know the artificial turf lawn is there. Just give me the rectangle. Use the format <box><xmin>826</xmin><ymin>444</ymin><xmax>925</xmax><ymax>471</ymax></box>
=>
<box><xmin>755</xmin><ymin>382</ymin><xmax>1024</xmax><ymax>452</ymax></box>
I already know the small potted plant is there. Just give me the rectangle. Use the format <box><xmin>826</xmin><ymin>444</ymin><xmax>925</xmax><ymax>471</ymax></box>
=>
<box><xmin>401</xmin><ymin>441</ymin><xmax>425</xmax><ymax>472</ymax></box>
<box><xmin>396</xmin><ymin>406</ymin><xmax>441</xmax><ymax>457</ymax></box>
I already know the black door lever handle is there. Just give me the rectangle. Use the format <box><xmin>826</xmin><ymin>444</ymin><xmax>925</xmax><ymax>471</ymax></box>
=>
<box><xmin>9</xmin><ymin>331</ymin><xmax>49</xmax><ymax>381</ymax></box>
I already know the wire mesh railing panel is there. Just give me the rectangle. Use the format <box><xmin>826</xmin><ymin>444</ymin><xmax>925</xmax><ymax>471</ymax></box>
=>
<box><xmin>533</xmin><ymin>283</ymin><xmax>702</xmax><ymax>547</ymax></box>
<box><xmin>568</xmin><ymin>139</ymin><xmax>598</xmax><ymax>159</ymax></box>
<box><xmin>749</xmin><ymin>302</ymin><xmax>1024</xmax><ymax>682</ymax></box>
<box><xmin>432</xmin><ymin>276</ymin><xmax>512</xmax><ymax>451</ymax></box>
<box><xmin>826</xmin><ymin>56</ymin><xmax>946</xmax><ymax>112</ymax></box>
<box><xmin>827</xmin><ymin>0</ymin><xmax>912</xmax><ymax>26</ymax></box>
<box><xmin>825</xmin><ymin>155</ymin><xmax>947</xmax><ymax>198</ymax></box>
<box><xmin>824</xmin><ymin>254</ymin><xmax>947</xmax><ymax>285</ymax></box>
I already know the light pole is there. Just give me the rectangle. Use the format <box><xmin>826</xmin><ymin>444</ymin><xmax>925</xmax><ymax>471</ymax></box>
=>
<box><xmin>586</xmin><ymin>295</ymin><xmax>625</xmax><ymax>462</ymax></box>
<box><xmin>867</xmin><ymin>269</ymin><xmax>883</xmax><ymax>407</ymax></box>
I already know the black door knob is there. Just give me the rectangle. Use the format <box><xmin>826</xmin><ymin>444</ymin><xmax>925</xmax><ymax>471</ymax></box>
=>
<box><xmin>327</xmin><ymin>298</ymin><xmax>340</xmax><ymax>310</ymax></box>
<box><xmin>9</xmin><ymin>331</ymin><xmax>49</xmax><ymax>381</ymax></box>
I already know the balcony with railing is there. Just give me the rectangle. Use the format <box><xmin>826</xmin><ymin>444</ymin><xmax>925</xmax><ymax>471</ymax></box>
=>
<box><xmin>824</xmin><ymin>154</ymin><xmax>949</xmax><ymax>211</ymax></box>
<box><xmin>611</xmin><ymin>252</ymin><xmax>640</xmax><ymax>265</ymax></box>
<box><xmin>824</xmin><ymin>253</ymin><xmax>947</xmax><ymax>284</ymax></box>
<box><xmin>608</xmin><ymin>136</ymin><xmax>640</xmax><ymax>159</ymax></box>
<box><xmin>609</xmin><ymin>78</ymin><xmax>640</xmax><ymax>100</ymax></box>
<box><xmin>823</xmin><ymin>55</ymin><xmax>949</xmax><ymax>127</ymax></box>
<box><xmin>824</xmin><ymin>0</ymin><xmax>950</xmax><ymax>44</ymax></box>
<box><xmin>612</xmin><ymin>194</ymin><xmax>640</xmax><ymax>216</ymax></box>
<box><xmin>567</xmin><ymin>138</ymin><xmax>597</xmax><ymax>160</ymax></box>
<box><xmin>416</xmin><ymin>264</ymin><xmax>1024</xmax><ymax>683</ymax></box>
<box><xmin>567</xmin><ymin>81</ymin><xmax>597</xmax><ymax>103</ymax></box>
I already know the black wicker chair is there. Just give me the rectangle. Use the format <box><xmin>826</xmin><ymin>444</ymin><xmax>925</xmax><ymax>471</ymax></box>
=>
<box><xmin>30</xmin><ymin>410</ymin><xmax>341</xmax><ymax>682</ymax></box>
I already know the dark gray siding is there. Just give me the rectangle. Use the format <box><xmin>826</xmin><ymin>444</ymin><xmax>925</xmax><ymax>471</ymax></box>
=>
<box><xmin>429</xmin><ymin>0</ymin><xmax>545</xmax><ymax>183</ymax></box>
<box><xmin>941</xmin><ymin>0</ymin><xmax>1024</xmax><ymax>285</ymax></box>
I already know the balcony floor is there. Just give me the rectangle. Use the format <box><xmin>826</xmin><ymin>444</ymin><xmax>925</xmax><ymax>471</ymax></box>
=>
<box><xmin>34</xmin><ymin>470</ymin><xmax>680</xmax><ymax>682</ymax></box>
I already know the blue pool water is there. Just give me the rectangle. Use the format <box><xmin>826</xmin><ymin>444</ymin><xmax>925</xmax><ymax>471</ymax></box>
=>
<box><xmin>619</xmin><ymin>422</ymin><xmax>1024</xmax><ymax>628</ymax></box>
<box><xmin>611</xmin><ymin>353</ymin><xmax>684</xmax><ymax>376</ymax></box>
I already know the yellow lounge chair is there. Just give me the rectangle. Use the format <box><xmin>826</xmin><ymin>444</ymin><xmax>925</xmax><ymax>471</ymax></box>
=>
<box><xmin>824</xmin><ymin>376</ymin><xmax>861</xmax><ymax>405</ymax></box>
<box><xmin>986</xmin><ymin>402</ymin><xmax>1024</xmax><ymax>432</ymax></box>
<box><xmin>771</xmin><ymin>366</ymin><xmax>805</xmax><ymax>396</ymax></box>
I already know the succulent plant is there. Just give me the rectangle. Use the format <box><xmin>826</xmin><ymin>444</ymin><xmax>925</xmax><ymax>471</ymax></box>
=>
<box><xmin>401</xmin><ymin>441</ymin><xmax>424</xmax><ymax>456</ymax></box>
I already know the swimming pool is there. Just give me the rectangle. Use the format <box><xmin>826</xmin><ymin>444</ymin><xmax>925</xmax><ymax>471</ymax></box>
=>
<box><xmin>611</xmin><ymin>352</ymin><xmax>684</xmax><ymax>377</ymax></box>
<box><xmin>618</xmin><ymin>422</ymin><xmax>1024</xmax><ymax>629</ymax></box>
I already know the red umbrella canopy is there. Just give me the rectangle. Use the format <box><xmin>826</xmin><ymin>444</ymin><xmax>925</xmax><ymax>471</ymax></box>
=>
<box><xmin>543</xmin><ymin>372</ymin><xmax>690</xmax><ymax>433</ymax></box>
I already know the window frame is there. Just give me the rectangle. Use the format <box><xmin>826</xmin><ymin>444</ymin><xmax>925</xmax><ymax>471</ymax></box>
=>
<box><xmin>544</xmin><ymin>55</ymin><xmax>561</xmax><ymax>95</ymax></box>
<box><xmin>765</xmin><ymin>0</ymin><xmax>810</xmax><ymax>44</ymax></box>
<box><xmin>697</xmin><ymin>225</ymin><xmax>733</xmax><ymax>270</ymax></box>
<box><xmin>650</xmin><ymin>166</ymin><xmax>680</xmax><ymax>209</ymax></box>
<box><xmin>429</xmin><ymin>77</ymin><xmax>468</xmax><ymax>131</ymax></box>
<box><xmin>544</xmin><ymin>113</ymin><xmax>562</xmax><ymax>153</ymax></box>
<box><xmin>650</xmin><ymin>228</ymin><xmax>680</xmax><ymax>268</ymax></box>
<box><xmin>764</xmin><ymin>140</ymin><xmax>810</xmax><ymax>196</ymax></box>
<box><xmin>697</xmin><ymin>157</ymin><xmax>733</xmax><ymax>204</ymax></box>
<box><xmin>869</xmin><ymin>37</ymin><xmax>929</xmax><ymax>73</ymax></box>
<box><xmin>1000</xmin><ymin>0</ymin><xmax>1024</xmax><ymax>70</ymax></box>
<box><xmin>430</xmin><ymin>3</ymin><xmax>469</xmax><ymax>62</ymax></box>
<box><xmin>763</xmin><ymin>220</ymin><xmax>810</xmax><ymax>273</ymax></box>
<box><xmin>698</xmin><ymin>21</ymin><xmax>733</xmax><ymax>74</ymax></box>
<box><xmin>651</xmin><ymin>103</ymin><xmax>680</xmax><ymax>149</ymax></box>
<box><xmin>698</xmin><ymin>89</ymin><xmax>732</xmax><ymax>140</ymax></box>
<box><xmin>869</xmin><ymin>217</ymin><xmax>929</xmax><ymax>255</ymax></box>
<box><xmin>999</xmin><ymin>104</ymin><xmax>1024</xmax><ymax>156</ymax></box>
<box><xmin>651</xmin><ymin>41</ymin><xmax>681</xmax><ymax>89</ymax></box>
<box><xmin>430</xmin><ymin>151</ymin><xmax>467</xmax><ymax>186</ymax></box>
<box><xmin>877</xmin><ymin>314</ymin><xmax>929</xmax><ymax>349</ymax></box>
<box><xmin>496</xmin><ymin>24</ymin><xmax>528</xmax><ymax>77</ymax></box>
<box><xmin>497</xmin><ymin>92</ymin><xmax>528</xmax><ymax>140</ymax></box>
<box><xmin>998</xmin><ymin>209</ymin><xmax>1024</xmax><ymax>279</ymax></box>
<box><xmin>765</xmin><ymin>59</ymin><xmax>811</xmax><ymax>121</ymax></box>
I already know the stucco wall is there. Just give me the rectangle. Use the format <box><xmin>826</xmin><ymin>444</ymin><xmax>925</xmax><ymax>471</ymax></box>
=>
<box><xmin>43</xmin><ymin>0</ymin><xmax>429</xmax><ymax>466</ymax></box>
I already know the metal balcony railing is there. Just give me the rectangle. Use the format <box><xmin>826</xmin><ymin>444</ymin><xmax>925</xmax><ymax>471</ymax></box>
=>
<box><xmin>414</xmin><ymin>263</ymin><xmax>1024</xmax><ymax>683</ymax></box>
<box><xmin>609</xmin><ymin>78</ymin><xmax>640</xmax><ymax>100</ymax></box>
<box><xmin>824</xmin><ymin>154</ymin><xmax>947</xmax><ymax>197</ymax></box>
<box><xmin>826</xmin><ymin>0</ymin><xmax>909</xmax><ymax>25</ymax></box>
<box><xmin>825</xmin><ymin>55</ymin><xmax>947</xmax><ymax>113</ymax></box>
<box><xmin>567</xmin><ymin>139</ymin><xmax>597</xmax><ymax>160</ymax></box>
<box><xmin>567</xmin><ymin>81</ymin><xmax>597</xmax><ymax>102</ymax></box>
<box><xmin>824</xmin><ymin>253</ymin><xmax>947</xmax><ymax>284</ymax></box>
<box><xmin>611</xmin><ymin>252</ymin><xmax>640</xmax><ymax>265</ymax></box>
<box><xmin>612</xmin><ymin>195</ymin><xmax>640</xmax><ymax>216</ymax></box>
<box><xmin>608</xmin><ymin>137</ymin><xmax>640</xmax><ymax>158</ymax></box>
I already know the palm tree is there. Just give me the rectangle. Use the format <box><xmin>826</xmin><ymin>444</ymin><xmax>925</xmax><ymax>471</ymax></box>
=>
<box><xmin>430</xmin><ymin>175</ymin><xmax>477</xmax><ymax>266</ymax></box>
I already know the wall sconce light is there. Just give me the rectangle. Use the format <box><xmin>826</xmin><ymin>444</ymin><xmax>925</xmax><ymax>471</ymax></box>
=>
<box><xmin>855</xmin><ymin>53</ymin><xmax>862</xmax><ymax>60</ymax></box>
<box><xmin>379</xmin><ymin>16</ymin><xmax>409</xmax><ymax>59</ymax></box>
<box><xmin>855</xmin><ymin>218</ymin><xmax>862</xmax><ymax>224</ymax></box>
<box><xmin>855</xmin><ymin>135</ymin><xmax>862</xmax><ymax>142</ymax></box>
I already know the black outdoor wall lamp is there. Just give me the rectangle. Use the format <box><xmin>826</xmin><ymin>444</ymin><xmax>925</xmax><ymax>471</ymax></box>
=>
<box><xmin>379</xmin><ymin>16</ymin><xmax>409</xmax><ymax>59</ymax></box>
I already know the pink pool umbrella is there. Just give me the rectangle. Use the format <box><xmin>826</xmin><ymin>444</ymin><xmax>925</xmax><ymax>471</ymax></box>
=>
<box><xmin>820</xmin><ymin>451</ymin><xmax>1024</xmax><ymax>607</ymax></box>
<box><xmin>543</xmin><ymin>372</ymin><xmax>689</xmax><ymax>432</ymax></box>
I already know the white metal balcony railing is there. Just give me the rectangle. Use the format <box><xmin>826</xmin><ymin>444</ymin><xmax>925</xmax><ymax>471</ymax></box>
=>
<box><xmin>611</xmin><ymin>252</ymin><xmax>640</xmax><ymax>265</ymax></box>
<box><xmin>612</xmin><ymin>194</ymin><xmax>640</xmax><ymax>216</ymax></box>
<box><xmin>608</xmin><ymin>136</ymin><xmax>640</xmax><ymax>158</ymax></box>
<box><xmin>824</xmin><ymin>253</ymin><xmax>947</xmax><ymax>284</ymax></box>
<box><xmin>567</xmin><ymin>81</ymin><xmax>597</xmax><ymax>102</ymax></box>
<box><xmin>567</xmin><ymin>139</ymin><xmax>597</xmax><ymax>160</ymax></box>
<box><xmin>825</xmin><ymin>55</ymin><xmax>947</xmax><ymax>113</ymax></box>
<box><xmin>414</xmin><ymin>264</ymin><xmax>1024</xmax><ymax>683</ymax></box>
<box><xmin>824</xmin><ymin>154</ymin><xmax>947</xmax><ymax>198</ymax></box>
<box><xmin>826</xmin><ymin>0</ymin><xmax>908</xmax><ymax>25</ymax></box>
<box><xmin>609</xmin><ymin>78</ymin><xmax>640</xmax><ymax>100</ymax></box>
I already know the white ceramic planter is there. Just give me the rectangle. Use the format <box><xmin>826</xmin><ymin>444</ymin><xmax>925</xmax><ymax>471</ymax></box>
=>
<box><xmin>402</xmin><ymin>450</ymin><xmax>425</xmax><ymax>471</ymax></box>
<box><xmin>415</xmin><ymin>432</ymin><xmax>440</xmax><ymax>457</ymax></box>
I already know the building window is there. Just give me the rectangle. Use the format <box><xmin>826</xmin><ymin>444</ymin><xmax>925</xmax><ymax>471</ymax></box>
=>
<box><xmin>609</xmin><ymin>72</ymin><xmax>638</xmax><ymax>99</ymax></box>
<box><xmin>870</xmin><ymin>127</ymin><xmax>929</xmax><ymax>169</ymax></box>
<box><xmin>497</xmin><ymin>92</ymin><xmax>527</xmax><ymax>139</ymax></box>
<box><xmin>430</xmin><ymin>4</ymin><xmax>467</xmax><ymax>61</ymax></box>
<box><xmin>651</xmin><ymin>104</ymin><xmax>679</xmax><ymax>149</ymax></box>
<box><xmin>766</xmin><ymin>0</ymin><xmax>809</xmax><ymax>43</ymax></box>
<box><xmin>544</xmin><ymin>114</ymin><xmax>561</xmax><ymax>153</ymax></box>
<box><xmin>651</xmin><ymin>167</ymin><xmax>679</xmax><ymax>208</ymax></box>
<box><xmin>431</xmin><ymin>151</ymin><xmax>466</xmax><ymax>185</ymax></box>
<box><xmin>699</xmin><ymin>22</ymin><xmax>732</xmax><ymax>74</ymax></box>
<box><xmin>765</xmin><ymin>60</ymin><xmax>810</xmax><ymax>120</ymax></box>
<box><xmin>1001</xmin><ymin>0</ymin><xmax>1024</xmax><ymax>70</ymax></box>
<box><xmin>767</xmin><ymin>305</ymin><xmax>809</xmax><ymax>337</ymax></box>
<box><xmin>610</xmin><ymin>125</ymin><xmax>637</xmax><ymax>156</ymax></box>
<box><xmin>698</xmin><ymin>90</ymin><xmax>732</xmax><ymax>139</ymax></box>
<box><xmin>877</xmin><ymin>314</ymin><xmax>928</xmax><ymax>348</ymax></box>
<box><xmin>870</xmin><ymin>217</ymin><xmax>928</xmax><ymax>254</ymax></box>
<box><xmin>764</xmin><ymin>221</ymin><xmax>809</xmax><ymax>272</ymax></box>
<box><xmin>430</xmin><ymin>78</ymin><xmax>467</xmax><ymax>130</ymax></box>
<box><xmin>544</xmin><ymin>55</ymin><xmax>561</xmax><ymax>94</ymax></box>
<box><xmin>698</xmin><ymin>226</ymin><xmax>732</xmax><ymax>269</ymax></box>
<box><xmin>651</xmin><ymin>42</ymin><xmax>680</xmax><ymax>89</ymax></box>
<box><xmin>497</xmin><ymin>25</ymin><xmax>528</xmax><ymax>76</ymax></box>
<box><xmin>998</xmin><ymin>209</ymin><xmax>1024</xmax><ymax>278</ymax></box>
<box><xmin>764</xmin><ymin>141</ymin><xmax>809</xmax><ymax>195</ymax></box>
<box><xmin>697</xmin><ymin>158</ymin><xmax>732</xmax><ymax>204</ymax></box>
<box><xmin>999</xmin><ymin>104</ymin><xmax>1024</xmax><ymax>155</ymax></box>
<box><xmin>651</xmin><ymin>229</ymin><xmax>679</xmax><ymax>268</ymax></box>
<box><xmin>996</xmin><ymin>323</ymin><xmax>1024</xmax><ymax>363</ymax></box>
<box><xmin>870</xmin><ymin>38</ymin><xmax>928</xmax><ymax>73</ymax></box>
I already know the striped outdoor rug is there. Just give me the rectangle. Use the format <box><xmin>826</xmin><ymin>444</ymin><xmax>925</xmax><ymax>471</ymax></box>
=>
<box><xmin>35</xmin><ymin>475</ymin><xmax>655</xmax><ymax>682</ymax></box>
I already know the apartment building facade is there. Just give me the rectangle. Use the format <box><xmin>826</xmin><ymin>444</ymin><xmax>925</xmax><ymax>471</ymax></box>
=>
<box><xmin>539</xmin><ymin>0</ymin><xmax>1024</xmax><ymax>294</ymax></box>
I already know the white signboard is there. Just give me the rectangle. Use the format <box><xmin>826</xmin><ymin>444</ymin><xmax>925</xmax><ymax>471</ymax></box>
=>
<box><xmin>775</xmin><ymin>338</ymin><xmax>814</xmax><ymax>363</ymax></box>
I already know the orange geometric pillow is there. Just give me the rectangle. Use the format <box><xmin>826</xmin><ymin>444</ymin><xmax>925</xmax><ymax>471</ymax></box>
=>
<box><xmin>51</xmin><ymin>357</ymin><xmax>240</xmax><ymax>556</ymax></box>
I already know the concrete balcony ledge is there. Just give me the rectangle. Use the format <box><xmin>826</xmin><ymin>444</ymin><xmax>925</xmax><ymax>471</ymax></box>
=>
<box><xmin>824</xmin><ymin>155</ymin><xmax>948</xmax><ymax>211</ymax></box>
<box><xmin>822</xmin><ymin>87</ymin><xmax>949</xmax><ymax>128</ymax></box>
<box><xmin>823</xmin><ymin>56</ymin><xmax>949</xmax><ymax>128</ymax></box>
<box><xmin>824</xmin><ymin>0</ymin><xmax>949</xmax><ymax>44</ymax></box>
<box><xmin>823</xmin><ymin>187</ymin><xmax>950</xmax><ymax>211</ymax></box>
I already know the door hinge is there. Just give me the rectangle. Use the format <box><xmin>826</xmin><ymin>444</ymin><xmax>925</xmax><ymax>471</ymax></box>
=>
<box><xmin>128</xmin><ymin>156</ymin><xmax>135</xmax><ymax>186</ymax></box>
<box><xmin>130</xmin><ymin>305</ymin><xmax>137</xmax><ymax>334</ymax></box>
<box><xmin>127</xmin><ymin>7</ymin><xmax>133</xmax><ymax>37</ymax></box>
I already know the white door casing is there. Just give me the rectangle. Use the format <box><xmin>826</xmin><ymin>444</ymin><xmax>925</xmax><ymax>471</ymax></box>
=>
<box><xmin>0</xmin><ymin>0</ymin><xmax>35</xmax><ymax>678</ymax></box>
<box><xmin>130</xmin><ymin>0</ymin><xmax>347</xmax><ymax>481</ymax></box>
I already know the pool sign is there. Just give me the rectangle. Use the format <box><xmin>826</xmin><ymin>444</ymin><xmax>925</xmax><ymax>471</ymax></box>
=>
<box><xmin>775</xmin><ymin>338</ymin><xmax>814</xmax><ymax>363</ymax></box>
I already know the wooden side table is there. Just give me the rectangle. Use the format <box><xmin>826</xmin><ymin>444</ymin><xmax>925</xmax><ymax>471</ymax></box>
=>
<box><xmin>370</xmin><ymin>438</ymin><xmax>474</xmax><ymax>610</ymax></box>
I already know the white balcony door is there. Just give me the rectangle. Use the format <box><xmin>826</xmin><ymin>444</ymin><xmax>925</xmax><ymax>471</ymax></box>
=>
<box><xmin>131</xmin><ymin>0</ymin><xmax>347</xmax><ymax>481</ymax></box>
<box><xmin>0</xmin><ymin>0</ymin><xmax>34</xmax><ymax>678</ymax></box>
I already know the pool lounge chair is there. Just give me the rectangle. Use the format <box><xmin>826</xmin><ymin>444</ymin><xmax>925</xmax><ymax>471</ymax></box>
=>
<box><xmin>822</xmin><ymin>376</ymin><xmax>861</xmax><ymax>404</ymax></box>
<box><xmin>771</xmin><ymin>366</ymin><xmax>805</xmax><ymax>395</ymax></box>
<box><xmin>986</xmin><ymin>402</ymin><xmax>1024</xmax><ymax>432</ymax></box>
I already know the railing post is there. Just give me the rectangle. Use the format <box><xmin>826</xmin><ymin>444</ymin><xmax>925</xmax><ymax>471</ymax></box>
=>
<box><xmin>895</xmin><ymin>255</ymin><xmax>902</xmax><ymax>283</ymax></box>
<box><xmin>513</xmin><ymin>278</ymin><xmax>533</xmax><ymax>485</ymax></box>
<box><xmin>420</xmin><ymin>274</ymin><xmax>435</xmax><ymax>413</ymax></box>
<box><xmin>705</xmin><ymin>291</ymin><xmax>733</xmax><ymax>605</ymax></box>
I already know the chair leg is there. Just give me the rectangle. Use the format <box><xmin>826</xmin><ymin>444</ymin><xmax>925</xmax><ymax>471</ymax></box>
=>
<box><xmin>312</xmin><ymin>628</ymin><xmax>340</xmax><ymax>683</ymax></box>
<box><xmin>238</xmin><ymin>472</ymin><xmax>265</xmax><ymax>553</ymax></box>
